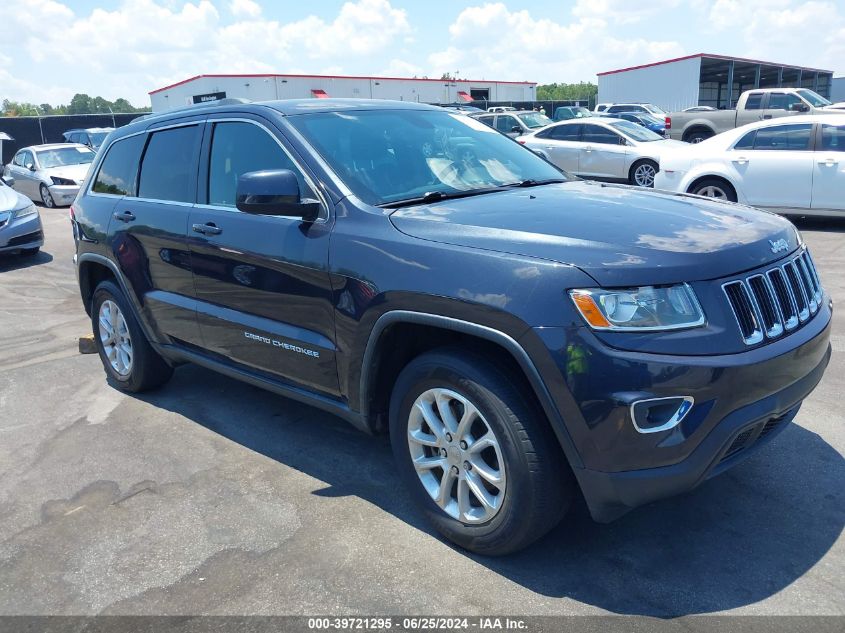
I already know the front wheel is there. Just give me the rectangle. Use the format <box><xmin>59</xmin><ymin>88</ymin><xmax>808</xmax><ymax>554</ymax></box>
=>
<box><xmin>629</xmin><ymin>159</ymin><xmax>658</xmax><ymax>187</ymax></box>
<box><xmin>40</xmin><ymin>184</ymin><xmax>55</xmax><ymax>208</ymax></box>
<box><xmin>91</xmin><ymin>280</ymin><xmax>173</xmax><ymax>392</ymax></box>
<box><xmin>389</xmin><ymin>349</ymin><xmax>574</xmax><ymax>555</ymax></box>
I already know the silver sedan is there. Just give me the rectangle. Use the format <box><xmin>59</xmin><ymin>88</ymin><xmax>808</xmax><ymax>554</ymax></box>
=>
<box><xmin>0</xmin><ymin>176</ymin><xmax>43</xmax><ymax>256</ymax></box>
<box><xmin>517</xmin><ymin>118</ymin><xmax>688</xmax><ymax>187</ymax></box>
<box><xmin>3</xmin><ymin>143</ymin><xmax>95</xmax><ymax>208</ymax></box>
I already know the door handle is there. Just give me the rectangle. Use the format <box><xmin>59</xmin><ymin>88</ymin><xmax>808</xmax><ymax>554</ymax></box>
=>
<box><xmin>732</xmin><ymin>156</ymin><xmax>749</xmax><ymax>165</ymax></box>
<box><xmin>192</xmin><ymin>222</ymin><xmax>222</xmax><ymax>236</ymax></box>
<box><xmin>762</xmin><ymin>114</ymin><xmax>773</xmax><ymax>119</ymax></box>
<box><xmin>583</xmin><ymin>145</ymin><xmax>593</xmax><ymax>152</ymax></box>
<box><xmin>818</xmin><ymin>158</ymin><xmax>838</xmax><ymax>166</ymax></box>
<box><xmin>112</xmin><ymin>210</ymin><xmax>136</xmax><ymax>222</ymax></box>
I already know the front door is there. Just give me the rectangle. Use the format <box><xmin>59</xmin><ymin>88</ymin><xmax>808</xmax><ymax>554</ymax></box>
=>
<box><xmin>812</xmin><ymin>122</ymin><xmax>845</xmax><ymax>212</ymax></box>
<box><xmin>733</xmin><ymin>122</ymin><xmax>814</xmax><ymax>210</ymax></box>
<box><xmin>188</xmin><ymin>117</ymin><xmax>339</xmax><ymax>396</ymax></box>
<box><xmin>577</xmin><ymin>124</ymin><xmax>627</xmax><ymax>179</ymax></box>
<box><xmin>9</xmin><ymin>150</ymin><xmax>38</xmax><ymax>199</ymax></box>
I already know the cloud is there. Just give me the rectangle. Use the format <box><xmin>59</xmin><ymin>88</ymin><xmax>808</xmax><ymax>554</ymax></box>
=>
<box><xmin>229</xmin><ymin>0</ymin><xmax>261</xmax><ymax>18</ymax></box>
<box><xmin>0</xmin><ymin>0</ymin><xmax>411</xmax><ymax>106</ymax></box>
<box><xmin>428</xmin><ymin>3</ymin><xmax>684</xmax><ymax>82</ymax></box>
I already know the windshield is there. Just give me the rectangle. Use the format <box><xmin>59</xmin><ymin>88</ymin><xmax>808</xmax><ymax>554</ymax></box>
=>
<box><xmin>89</xmin><ymin>132</ymin><xmax>110</xmax><ymax>147</ymax></box>
<box><xmin>609</xmin><ymin>120</ymin><xmax>665</xmax><ymax>142</ymax></box>
<box><xmin>644</xmin><ymin>104</ymin><xmax>668</xmax><ymax>116</ymax></box>
<box><xmin>572</xmin><ymin>107</ymin><xmax>592</xmax><ymax>118</ymax></box>
<box><xmin>289</xmin><ymin>109</ymin><xmax>568</xmax><ymax>206</ymax></box>
<box><xmin>518</xmin><ymin>112</ymin><xmax>552</xmax><ymax>128</ymax></box>
<box><xmin>796</xmin><ymin>89</ymin><xmax>831</xmax><ymax>107</ymax></box>
<box><xmin>35</xmin><ymin>146</ymin><xmax>96</xmax><ymax>168</ymax></box>
<box><xmin>636</xmin><ymin>113</ymin><xmax>664</xmax><ymax>126</ymax></box>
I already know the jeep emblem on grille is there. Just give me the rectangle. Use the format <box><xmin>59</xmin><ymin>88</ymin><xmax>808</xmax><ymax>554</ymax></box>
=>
<box><xmin>769</xmin><ymin>239</ymin><xmax>789</xmax><ymax>253</ymax></box>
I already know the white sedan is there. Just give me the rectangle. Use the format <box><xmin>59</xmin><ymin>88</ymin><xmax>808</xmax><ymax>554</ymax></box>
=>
<box><xmin>655</xmin><ymin>114</ymin><xmax>845</xmax><ymax>216</ymax></box>
<box><xmin>517</xmin><ymin>118</ymin><xmax>687</xmax><ymax>187</ymax></box>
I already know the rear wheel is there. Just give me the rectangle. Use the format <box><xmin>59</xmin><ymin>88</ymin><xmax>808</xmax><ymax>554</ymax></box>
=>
<box><xmin>690</xmin><ymin>178</ymin><xmax>737</xmax><ymax>202</ymax></box>
<box><xmin>39</xmin><ymin>184</ymin><xmax>55</xmax><ymax>208</ymax></box>
<box><xmin>629</xmin><ymin>159</ymin><xmax>658</xmax><ymax>188</ymax></box>
<box><xmin>389</xmin><ymin>348</ymin><xmax>574</xmax><ymax>555</ymax></box>
<box><xmin>91</xmin><ymin>280</ymin><xmax>173</xmax><ymax>392</ymax></box>
<box><xmin>684</xmin><ymin>130</ymin><xmax>713</xmax><ymax>144</ymax></box>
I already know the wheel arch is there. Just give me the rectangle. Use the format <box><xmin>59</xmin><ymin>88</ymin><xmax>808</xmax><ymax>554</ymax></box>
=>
<box><xmin>686</xmin><ymin>174</ymin><xmax>739</xmax><ymax>199</ymax></box>
<box><xmin>682</xmin><ymin>123</ymin><xmax>716</xmax><ymax>143</ymax></box>
<box><xmin>359</xmin><ymin>310</ymin><xmax>584</xmax><ymax>469</ymax></box>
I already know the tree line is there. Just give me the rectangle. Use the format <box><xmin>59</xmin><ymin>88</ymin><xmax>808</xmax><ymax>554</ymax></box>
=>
<box><xmin>1</xmin><ymin>93</ymin><xmax>150</xmax><ymax>117</ymax></box>
<box><xmin>536</xmin><ymin>82</ymin><xmax>597</xmax><ymax>102</ymax></box>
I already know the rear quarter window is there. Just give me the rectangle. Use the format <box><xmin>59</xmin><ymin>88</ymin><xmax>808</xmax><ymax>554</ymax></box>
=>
<box><xmin>92</xmin><ymin>134</ymin><xmax>145</xmax><ymax>196</ymax></box>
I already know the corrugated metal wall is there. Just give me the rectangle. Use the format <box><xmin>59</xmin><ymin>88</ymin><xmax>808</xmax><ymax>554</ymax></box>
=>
<box><xmin>832</xmin><ymin>77</ymin><xmax>845</xmax><ymax>103</ymax></box>
<box><xmin>597</xmin><ymin>57</ymin><xmax>702</xmax><ymax>112</ymax></box>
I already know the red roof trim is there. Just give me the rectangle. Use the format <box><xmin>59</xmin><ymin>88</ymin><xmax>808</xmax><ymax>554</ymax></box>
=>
<box><xmin>597</xmin><ymin>53</ymin><xmax>832</xmax><ymax>76</ymax></box>
<box><xmin>150</xmin><ymin>73</ymin><xmax>536</xmax><ymax>95</ymax></box>
<box><xmin>311</xmin><ymin>89</ymin><xmax>330</xmax><ymax>98</ymax></box>
<box><xmin>457</xmin><ymin>91</ymin><xmax>473</xmax><ymax>102</ymax></box>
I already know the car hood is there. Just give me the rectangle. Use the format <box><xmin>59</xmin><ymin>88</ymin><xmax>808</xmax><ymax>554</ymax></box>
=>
<box><xmin>0</xmin><ymin>183</ymin><xmax>30</xmax><ymax>213</ymax></box>
<box><xmin>389</xmin><ymin>181</ymin><xmax>799</xmax><ymax>286</ymax></box>
<box><xmin>42</xmin><ymin>163</ymin><xmax>90</xmax><ymax>183</ymax></box>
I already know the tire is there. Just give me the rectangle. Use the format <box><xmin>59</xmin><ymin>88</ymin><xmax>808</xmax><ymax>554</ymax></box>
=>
<box><xmin>629</xmin><ymin>159</ymin><xmax>658</xmax><ymax>188</ymax></box>
<box><xmin>689</xmin><ymin>178</ymin><xmax>737</xmax><ymax>202</ymax></box>
<box><xmin>91</xmin><ymin>280</ymin><xmax>173</xmax><ymax>393</ymax></box>
<box><xmin>684</xmin><ymin>130</ymin><xmax>713</xmax><ymax>144</ymax></box>
<box><xmin>40</xmin><ymin>184</ymin><xmax>55</xmax><ymax>208</ymax></box>
<box><xmin>389</xmin><ymin>348</ymin><xmax>574</xmax><ymax>555</ymax></box>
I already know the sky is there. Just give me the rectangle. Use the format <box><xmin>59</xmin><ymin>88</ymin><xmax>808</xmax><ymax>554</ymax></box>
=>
<box><xmin>1</xmin><ymin>0</ymin><xmax>844</xmax><ymax>108</ymax></box>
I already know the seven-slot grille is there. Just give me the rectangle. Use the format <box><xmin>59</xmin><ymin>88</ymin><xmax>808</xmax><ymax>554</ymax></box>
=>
<box><xmin>723</xmin><ymin>250</ymin><xmax>823</xmax><ymax>345</ymax></box>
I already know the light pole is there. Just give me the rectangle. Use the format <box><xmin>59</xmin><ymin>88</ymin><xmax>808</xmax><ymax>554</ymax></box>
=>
<box><xmin>108</xmin><ymin>106</ymin><xmax>115</xmax><ymax>127</ymax></box>
<box><xmin>34</xmin><ymin>106</ymin><xmax>45</xmax><ymax>144</ymax></box>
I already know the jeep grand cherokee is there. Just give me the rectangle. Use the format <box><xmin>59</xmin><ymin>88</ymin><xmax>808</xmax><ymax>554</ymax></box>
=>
<box><xmin>71</xmin><ymin>99</ymin><xmax>832</xmax><ymax>555</ymax></box>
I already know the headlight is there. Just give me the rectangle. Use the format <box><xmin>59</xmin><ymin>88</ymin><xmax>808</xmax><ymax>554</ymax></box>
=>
<box><xmin>12</xmin><ymin>203</ymin><xmax>37</xmax><ymax>218</ymax></box>
<box><xmin>570</xmin><ymin>284</ymin><xmax>705</xmax><ymax>331</ymax></box>
<box><xmin>51</xmin><ymin>176</ymin><xmax>76</xmax><ymax>186</ymax></box>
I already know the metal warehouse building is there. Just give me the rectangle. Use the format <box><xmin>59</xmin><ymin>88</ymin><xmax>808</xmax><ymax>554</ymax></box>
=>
<box><xmin>598</xmin><ymin>53</ymin><xmax>834</xmax><ymax>112</ymax></box>
<box><xmin>149</xmin><ymin>74</ymin><xmax>537</xmax><ymax>112</ymax></box>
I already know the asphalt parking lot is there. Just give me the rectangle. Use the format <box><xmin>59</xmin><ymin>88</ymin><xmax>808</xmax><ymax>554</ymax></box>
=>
<box><xmin>0</xmin><ymin>206</ymin><xmax>843</xmax><ymax>617</ymax></box>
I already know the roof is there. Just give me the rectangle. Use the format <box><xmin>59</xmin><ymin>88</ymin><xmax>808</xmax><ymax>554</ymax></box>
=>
<box><xmin>64</xmin><ymin>127</ymin><xmax>115</xmax><ymax>133</ymax></box>
<box><xmin>20</xmin><ymin>143</ymin><xmax>91</xmax><ymax>151</ymax></box>
<box><xmin>150</xmin><ymin>73</ymin><xmax>537</xmax><ymax>95</ymax></box>
<box><xmin>598</xmin><ymin>53</ymin><xmax>833</xmax><ymax>77</ymax></box>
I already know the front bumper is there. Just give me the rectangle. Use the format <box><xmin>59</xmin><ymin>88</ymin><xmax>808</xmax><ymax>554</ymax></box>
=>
<box><xmin>48</xmin><ymin>184</ymin><xmax>80</xmax><ymax>206</ymax></box>
<box><xmin>0</xmin><ymin>212</ymin><xmax>44</xmax><ymax>253</ymax></box>
<box><xmin>525</xmin><ymin>296</ymin><xmax>832</xmax><ymax>522</ymax></box>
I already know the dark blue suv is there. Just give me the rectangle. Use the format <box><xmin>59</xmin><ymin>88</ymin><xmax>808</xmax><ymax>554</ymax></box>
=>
<box><xmin>71</xmin><ymin>99</ymin><xmax>832</xmax><ymax>555</ymax></box>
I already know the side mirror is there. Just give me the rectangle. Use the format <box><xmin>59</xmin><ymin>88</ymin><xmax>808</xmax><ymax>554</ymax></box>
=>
<box><xmin>511</xmin><ymin>126</ymin><xmax>522</xmax><ymax>133</ymax></box>
<box><xmin>619</xmin><ymin>137</ymin><xmax>628</xmax><ymax>146</ymax></box>
<box><xmin>1</xmin><ymin>174</ymin><xmax>14</xmax><ymax>187</ymax></box>
<box><xmin>26</xmin><ymin>163</ymin><xmax>35</xmax><ymax>171</ymax></box>
<box><xmin>235</xmin><ymin>169</ymin><xmax>321</xmax><ymax>222</ymax></box>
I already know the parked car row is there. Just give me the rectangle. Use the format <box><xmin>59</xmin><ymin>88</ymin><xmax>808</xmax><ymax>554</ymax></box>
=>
<box><xmin>2</xmin><ymin>143</ymin><xmax>95</xmax><ymax>208</ymax></box>
<box><xmin>0</xmin><ymin>174</ymin><xmax>43</xmax><ymax>257</ymax></box>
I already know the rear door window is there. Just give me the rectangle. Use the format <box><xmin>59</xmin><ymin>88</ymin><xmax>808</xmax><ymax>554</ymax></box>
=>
<box><xmin>207</xmin><ymin>121</ymin><xmax>315</xmax><ymax>207</ymax></box>
<box><xmin>752</xmin><ymin>124</ymin><xmax>813</xmax><ymax>150</ymax></box>
<box><xmin>745</xmin><ymin>93</ymin><xmax>764</xmax><ymax>110</ymax></box>
<box><xmin>138</xmin><ymin>125</ymin><xmax>202</xmax><ymax>203</ymax></box>
<box><xmin>548</xmin><ymin>124</ymin><xmax>583</xmax><ymax>141</ymax></box>
<box><xmin>92</xmin><ymin>134</ymin><xmax>146</xmax><ymax>196</ymax></box>
<box><xmin>476</xmin><ymin>115</ymin><xmax>494</xmax><ymax>127</ymax></box>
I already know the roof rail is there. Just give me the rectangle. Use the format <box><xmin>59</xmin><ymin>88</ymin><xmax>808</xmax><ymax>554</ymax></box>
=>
<box><xmin>133</xmin><ymin>98</ymin><xmax>252</xmax><ymax>122</ymax></box>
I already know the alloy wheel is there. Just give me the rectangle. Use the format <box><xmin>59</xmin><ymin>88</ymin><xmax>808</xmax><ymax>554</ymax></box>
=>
<box><xmin>634</xmin><ymin>163</ymin><xmax>656</xmax><ymax>187</ymax></box>
<box><xmin>98</xmin><ymin>299</ymin><xmax>133</xmax><ymax>376</ymax></box>
<box><xmin>407</xmin><ymin>388</ymin><xmax>506</xmax><ymax>524</ymax></box>
<box><xmin>40</xmin><ymin>185</ymin><xmax>54</xmax><ymax>208</ymax></box>
<box><xmin>696</xmin><ymin>185</ymin><xmax>728</xmax><ymax>199</ymax></box>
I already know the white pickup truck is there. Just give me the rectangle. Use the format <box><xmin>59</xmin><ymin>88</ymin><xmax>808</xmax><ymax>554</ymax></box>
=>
<box><xmin>667</xmin><ymin>88</ymin><xmax>838</xmax><ymax>143</ymax></box>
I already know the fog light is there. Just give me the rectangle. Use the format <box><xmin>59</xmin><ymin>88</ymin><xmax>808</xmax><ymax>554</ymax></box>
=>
<box><xmin>630</xmin><ymin>396</ymin><xmax>694</xmax><ymax>434</ymax></box>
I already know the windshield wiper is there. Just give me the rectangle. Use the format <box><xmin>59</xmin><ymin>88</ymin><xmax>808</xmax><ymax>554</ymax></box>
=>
<box><xmin>380</xmin><ymin>187</ymin><xmax>507</xmax><ymax>209</ymax></box>
<box><xmin>502</xmin><ymin>178</ymin><xmax>569</xmax><ymax>188</ymax></box>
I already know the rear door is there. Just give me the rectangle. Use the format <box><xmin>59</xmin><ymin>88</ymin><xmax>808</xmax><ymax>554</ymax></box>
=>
<box><xmin>188</xmin><ymin>116</ymin><xmax>339</xmax><ymax>396</ymax></box>
<box><xmin>533</xmin><ymin>124</ymin><xmax>582</xmax><ymax>172</ymax></box>
<box><xmin>578</xmin><ymin>124</ymin><xmax>628</xmax><ymax>179</ymax></box>
<box><xmin>730</xmin><ymin>122</ymin><xmax>814</xmax><ymax>210</ymax></box>
<box><xmin>106</xmin><ymin>121</ymin><xmax>204</xmax><ymax>345</ymax></box>
<box><xmin>812</xmin><ymin>122</ymin><xmax>845</xmax><ymax>211</ymax></box>
<box><xmin>736</xmin><ymin>92</ymin><xmax>765</xmax><ymax>126</ymax></box>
